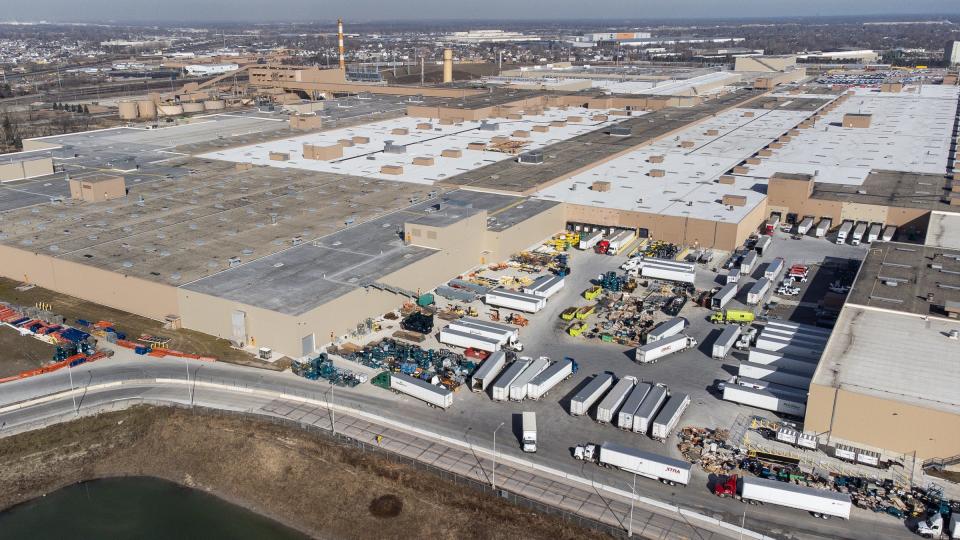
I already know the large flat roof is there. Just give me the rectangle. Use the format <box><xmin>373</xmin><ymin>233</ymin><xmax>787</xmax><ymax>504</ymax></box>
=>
<box><xmin>533</xmin><ymin>107</ymin><xmax>812</xmax><ymax>221</ymax></box>
<box><xmin>846</xmin><ymin>241</ymin><xmax>960</xmax><ymax>317</ymax></box>
<box><xmin>810</xmin><ymin>170</ymin><xmax>954</xmax><ymax>212</ymax></box>
<box><xmin>925</xmin><ymin>212</ymin><xmax>960</xmax><ymax>250</ymax></box>
<box><xmin>197</xmin><ymin>107</ymin><xmax>620</xmax><ymax>185</ymax></box>
<box><xmin>738</xmin><ymin>85</ymin><xmax>959</xmax><ymax>186</ymax></box>
<box><xmin>813</xmin><ymin>304</ymin><xmax>960</xmax><ymax>414</ymax></box>
<box><xmin>441</xmin><ymin>88</ymin><xmax>769</xmax><ymax>194</ymax></box>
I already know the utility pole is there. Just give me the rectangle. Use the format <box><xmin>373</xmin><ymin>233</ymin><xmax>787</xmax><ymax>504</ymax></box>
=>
<box><xmin>68</xmin><ymin>362</ymin><xmax>77</xmax><ymax>414</ymax></box>
<box><xmin>627</xmin><ymin>473</ymin><xmax>636</xmax><ymax>537</ymax></box>
<box><xmin>420</xmin><ymin>56</ymin><xmax>425</xmax><ymax>86</ymax></box>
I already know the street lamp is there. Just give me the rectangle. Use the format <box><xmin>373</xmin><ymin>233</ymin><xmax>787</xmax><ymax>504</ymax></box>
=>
<box><xmin>68</xmin><ymin>362</ymin><xmax>77</xmax><ymax>414</ymax></box>
<box><xmin>492</xmin><ymin>421</ymin><xmax>505</xmax><ymax>492</ymax></box>
<box><xmin>625</xmin><ymin>473</ymin><xmax>637</xmax><ymax>537</ymax></box>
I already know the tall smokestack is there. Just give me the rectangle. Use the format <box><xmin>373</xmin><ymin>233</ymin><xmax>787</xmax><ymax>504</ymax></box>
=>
<box><xmin>337</xmin><ymin>18</ymin><xmax>346</xmax><ymax>71</ymax></box>
<box><xmin>443</xmin><ymin>49</ymin><xmax>453</xmax><ymax>83</ymax></box>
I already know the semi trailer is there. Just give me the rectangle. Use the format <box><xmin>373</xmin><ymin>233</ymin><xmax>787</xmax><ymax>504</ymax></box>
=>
<box><xmin>712</xmin><ymin>325</ymin><xmax>742</xmax><ymax>359</ymax></box>
<box><xmin>635</xmin><ymin>334</ymin><xmax>697</xmax><ymax>363</ymax></box>
<box><xmin>470</xmin><ymin>350</ymin><xmax>507</xmax><ymax>392</ymax></box>
<box><xmin>509</xmin><ymin>356</ymin><xmax>551</xmax><ymax>401</ymax></box>
<box><xmin>579</xmin><ymin>230</ymin><xmax>603</xmax><ymax>250</ymax></box>
<box><xmin>574</xmin><ymin>442</ymin><xmax>691</xmax><ymax>486</ymax></box>
<box><xmin>746</xmin><ymin>349</ymin><xmax>818</xmax><ymax>375</ymax></box>
<box><xmin>746</xmin><ymin>278</ymin><xmax>772</xmax><ymax>305</ymax></box>
<box><xmin>596</xmin><ymin>375</ymin><xmax>637</xmax><ymax>423</ymax></box>
<box><xmin>737</xmin><ymin>361</ymin><xmax>812</xmax><ymax>389</ymax></box>
<box><xmin>616</xmin><ymin>382</ymin><xmax>652</xmax><ymax>430</ymax></box>
<box><xmin>491</xmin><ymin>359</ymin><xmax>531</xmax><ymax>401</ymax></box>
<box><xmin>632</xmin><ymin>384</ymin><xmax>668</xmax><ymax>434</ymax></box>
<box><xmin>714</xmin><ymin>475</ymin><xmax>851</xmax><ymax>519</ymax></box>
<box><xmin>797</xmin><ymin>217</ymin><xmax>814</xmax><ymax>236</ymax></box>
<box><xmin>755</xmin><ymin>235</ymin><xmax>773</xmax><ymax>256</ymax></box>
<box><xmin>386</xmin><ymin>372</ymin><xmax>454</xmax><ymax>409</ymax></box>
<box><xmin>523</xmin><ymin>274</ymin><xmax>565</xmax><ymax>298</ymax></box>
<box><xmin>526</xmin><ymin>357</ymin><xmax>577</xmax><ymax>400</ymax></box>
<box><xmin>646</xmin><ymin>317</ymin><xmax>688</xmax><ymax>343</ymax></box>
<box><xmin>740</xmin><ymin>251</ymin><xmax>758</xmax><ymax>274</ymax></box>
<box><xmin>521</xmin><ymin>411</ymin><xmax>537</xmax><ymax>453</ymax></box>
<box><xmin>815</xmin><ymin>218</ymin><xmax>831</xmax><ymax>238</ymax></box>
<box><xmin>569</xmin><ymin>372</ymin><xmax>614</xmax><ymax>416</ymax></box>
<box><xmin>710</xmin><ymin>283</ymin><xmax>738</xmax><ymax>309</ymax></box>
<box><xmin>836</xmin><ymin>221</ymin><xmax>853</xmax><ymax>244</ymax></box>
<box><xmin>850</xmin><ymin>222</ymin><xmax>867</xmax><ymax>246</ymax></box>
<box><xmin>485</xmin><ymin>288</ymin><xmax>546</xmax><ymax>313</ymax></box>
<box><xmin>722</xmin><ymin>384</ymin><xmax>806</xmax><ymax>416</ymax></box>
<box><xmin>650</xmin><ymin>393</ymin><xmax>690</xmax><ymax>440</ymax></box>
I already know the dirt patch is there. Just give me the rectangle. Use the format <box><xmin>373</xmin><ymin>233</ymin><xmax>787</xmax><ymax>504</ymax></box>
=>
<box><xmin>0</xmin><ymin>407</ymin><xmax>609</xmax><ymax>540</ymax></box>
<box><xmin>369</xmin><ymin>494</ymin><xmax>403</xmax><ymax>518</ymax></box>
<box><xmin>0</xmin><ymin>325</ymin><xmax>57</xmax><ymax>377</ymax></box>
<box><xmin>0</xmin><ymin>277</ymin><xmax>277</xmax><ymax>370</ymax></box>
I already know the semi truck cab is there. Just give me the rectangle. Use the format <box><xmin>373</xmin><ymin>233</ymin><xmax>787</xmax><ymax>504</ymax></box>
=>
<box><xmin>521</xmin><ymin>411</ymin><xmax>537</xmax><ymax>453</ymax></box>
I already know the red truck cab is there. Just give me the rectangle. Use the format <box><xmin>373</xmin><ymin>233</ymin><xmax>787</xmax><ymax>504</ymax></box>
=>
<box><xmin>714</xmin><ymin>475</ymin><xmax>738</xmax><ymax>497</ymax></box>
<box><xmin>595</xmin><ymin>240</ymin><xmax>610</xmax><ymax>254</ymax></box>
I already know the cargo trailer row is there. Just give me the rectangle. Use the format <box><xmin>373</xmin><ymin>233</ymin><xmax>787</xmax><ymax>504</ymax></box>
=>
<box><xmin>581</xmin><ymin>442</ymin><xmax>692</xmax><ymax>486</ymax></box>
<box><xmin>570</xmin><ymin>372</ymin><xmax>614</xmax><ymax>415</ymax></box>
<box><xmin>596</xmin><ymin>376</ymin><xmax>637</xmax><ymax>423</ymax></box>
<box><xmin>523</xmin><ymin>274</ymin><xmax>565</xmax><ymax>298</ymax></box>
<box><xmin>646</xmin><ymin>317</ymin><xmax>688</xmax><ymax>343</ymax></box>
<box><xmin>650</xmin><ymin>393</ymin><xmax>690</xmax><ymax>440</ymax></box>
<box><xmin>527</xmin><ymin>358</ymin><xmax>576</xmax><ymax>400</ymax></box>
<box><xmin>616</xmin><ymin>382</ymin><xmax>652</xmax><ymax>430</ymax></box>
<box><xmin>754</xmin><ymin>333</ymin><xmax>824</xmax><ymax>361</ymax></box>
<box><xmin>509</xmin><ymin>356</ymin><xmax>550</xmax><ymax>401</ymax></box>
<box><xmin>746</xmin><ymin>278</ymin><xmax>771</xmax><ymax>305</ymax></box>
<box><xmin>722</xmin><ymin>384</ymin><xmax>806</xmax><ymax>416</ymax></box>
<box><xmin>635</xmin><ymin>334</ymin><xmax>697</xmax><ymax>363</ymax></box>
<box><xmin>470</xmin><ymin>351</ymin><xmax>506</xmax><ymax>392</ymax></box>
<box><xmin>485</xmin><ymin>288</ymin><xmax>547</xmax><ymax>313</ymax></box>
<box><xmin>712</xmin><ymin>325</ymin><xmax>741</xmax><ymax>359</ymax></box>
<box><xmin>711</xmin><ymin>283</ymin><xmax>738</xmax><ymax>310</ymax></box>
<box><xmin>491</xmin><ymin>359</ymin><xmax>531</xmax><ymax>401</ymax></box>
<box><xmin>386</xmin><ymin>372</ymin><xmax>454</xmax><ymax>409</ymax></box>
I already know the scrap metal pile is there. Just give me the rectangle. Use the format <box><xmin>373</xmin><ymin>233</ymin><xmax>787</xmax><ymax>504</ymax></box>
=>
<box><xmin>678</xmin><ymin>426</ymin><xmax>960</xmax><ymax>521</ymax></box>
<box><xmin>340</xmin><ymin>338</ymin><xmax>476</xmax><ymax>391</ymax></box>
<box><xmin>292</xmin><ymin>353</ymin><xmax>366</xmax><ymax>387</ymax></box>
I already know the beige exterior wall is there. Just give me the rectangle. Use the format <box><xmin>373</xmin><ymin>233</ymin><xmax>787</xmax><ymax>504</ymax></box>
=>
<box><xmin>486</xmin><ymin>204</ymin><xmax>566</xmax><ymax>262</ymax></box>
<box><xmin>0</xmin><ymin>244</ymin><xmax>179</xmax><ymax>320</ymax></box>
<box><xmin>0</xmin><ymin>157</ymin><xmax>54</xmax><ymax>182</ymax></box>
<box><xmin>806</xmin><ymin>383</ymin><xmax>960</xmax><ymax>459</ymax></box>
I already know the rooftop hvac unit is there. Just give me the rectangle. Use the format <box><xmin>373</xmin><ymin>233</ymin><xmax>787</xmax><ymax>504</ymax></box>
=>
<box><xmin>518</xmin><ymin>150</ymin><xmax>544</xmax><ymax>165</ymax></box>
<box><xmin>384</xmin><ymin>140</ymin><xmax>406</xmax><ymax>154</ymax></box>
<box><xmin>479</xmin><ymin>121</ymin><xmax>499</xmax><ymax>131</ymax></box>
<box><xmin>408</xmin><ymin>94</ymin><xmax>424</xmax><ymax>103</ymax></box>
<box><xmin>608</xmin><ymin>126</ymin><xmax>632</xmax><ymax>137</ymax></box>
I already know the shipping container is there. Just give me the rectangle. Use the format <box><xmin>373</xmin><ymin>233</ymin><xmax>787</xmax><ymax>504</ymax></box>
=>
<box><xmin>755</xmin><ymin>235</ymin><xmax>772</xmax><ymax>256</ymax></box>
<box><xmin>764</xmin><ymin>258</ymin><xmax>785</xmax><ymax>280</ymax></box>
<box><xmin>596</xmin><ymin>375</ymin><xmax>637</xmax><ymax>423</ymax></box>
<box><xmin>739</xmin><ymin>476</ymin><xmax>851</xmax><ymax>519</ymax></box>
<box><xmin>746</xmin><ymin>349</ymin><xmax>819</xmax><ymax>375</ymax></box>
<box><xmin>579</xmin><ymin>230</ymin><xmax>603</xmax><ymax>250</ymax></box>
<box><xmin>633</xmin><ymin>384</ymin><xmax>668</xmax><ymax>434</ymax></box>
<box><xmin>722</xmin><ymin>384</ymin><xmax>806</xmax><ymax>416</ymax></box>
<box><xmin>882</xmin><ymin>225</ymin><xmax>896</xmax><ymax>242</ymax></box>
<box><xmin>527</xmin><ymin>358</ymin><xmax>575</xmax><ymax>400</ymax></box>
<box><xmin>651</xmin><ymin>393</ymin><xmax>690</xmax><ymax>440</ymax></box>
<box><xmin>836</xmin><ymin>221</ymin><xmax>853</xmax><ymax>244</ymax></box>
<box><xmin>523</xmin><ymin>274</ymin><xmax>565</xmax><ymax>298</ymax></box>
<box><xmin>740</xmin><ymin>251</ymin><xmax>759</xmax><ymax>274</ymax></box>
<box><xmin>470</xmin><ymin>351</ymin><xmax>507</xmax><ymax>392</ymax></box>
<box><xmin>484</xmin><ymin>288</ymin><xmax>546</xmax><ymax>313</ymax></box>
<box><xmin>491</xmin><ymin>359</ymin><xmax>531</xmax><ymax>401</ymax></box>
<box><xmin>570</xmin><ymin>372</ymin><xmax>614</xmax><ymax>416</ymax></box>
<box><xmin>711</xmin><ymin>283</ymin><xmax>738</xmax><ymax>309</ymax></box>
<box><xmin>635</xmin><ymin>334</ymin><xmax>697</xmax><ymax>363</ymax></box>
<box><xmin>616</xmin><ymin>382</ymin><xmax>652</xmax><ymax>430</ymax></box>
<box><xmin>746</xmin><ymin>278</ymin><xmax>771</xmax><ymax>305</ymax></box>
<box><xmin>815</xmin><ymin>218</ymin><xmax>831</xmax><ymax>238</ymax></box>
<box><xmin>796</xmin><ymin>217</ymin><xmax>815</xmax><ymax>236</ymax></box>
<box><xmin>646</xmin><ymin>317</ymin><xmax>688</xmax><ymax>343</ymax></box>
<box><xmin>737</xmin><ymin>361</ymin><xmax>812</xmax><ymax>389</ymax></box>
<box><xmin>599</xmin><ymin>442</ymin><xmax>691</xmax><ymax>486</ymax></box>
<box><xmin>867</xmin><ymin>223</ymin><xmax>882</xmax><ymax>243</ymax></box>
<box><xmin>389</xmin><ymin>372</ymin><xmax>454</xmax><ymax>409</ymax></box>
<box><xmin>850</xmin><ymin>222</ymin><xmax>867</xmax><ymax>246</ymax></box>
<box><xmin>509</xmin><ymin>356</ymin><xmax>551</xmax><ymax>401</ymax></box>
<box><xmin>712</xmin><ymin>325</ymin><xmax>741</xmax><ymax>359</ymax></box>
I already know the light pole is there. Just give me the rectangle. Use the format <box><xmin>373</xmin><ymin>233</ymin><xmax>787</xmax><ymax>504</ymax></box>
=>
<box><xmin>626</xmin><ymin>473</ymin><xmax>637</xmax><ymax>537</ymax></box>
<box><xmin>184</xmin><ymin>358</ymin><xmax>191</xmax><ymax>407</ymax></box>
<box><xmin>329</xmin><ymin>384</ymin><xmax>336</xmax><ymax>436</ymax></box>
<box><xmin>68</xmin><ymin>362</ymin><xmax>77</xmax><ymax>414</ymax></box>
<box><xmin>492</xmin><ymin>421</ymin><xmax>505</xmax><ymax>491</ymax></box>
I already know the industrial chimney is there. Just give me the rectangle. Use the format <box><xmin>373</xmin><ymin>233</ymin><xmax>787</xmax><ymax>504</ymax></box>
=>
<box><xmin>443</xmin><ymin>49</ymin><xmax>453</xmax><ymax>83</ymax></box>
<box><xmin>338</xmin><ymin>18</ymin><xmax>346</xmax><ymax>71</ymax></box>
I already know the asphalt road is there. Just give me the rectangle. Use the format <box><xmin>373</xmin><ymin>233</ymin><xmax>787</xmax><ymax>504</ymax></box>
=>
<box><xmin>0</xmin><ymin>355</ymin><xmax>915</xmax><ymax>540</ymax></box>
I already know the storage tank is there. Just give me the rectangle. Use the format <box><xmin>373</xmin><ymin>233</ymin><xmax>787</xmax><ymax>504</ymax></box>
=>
<box><xmin>157</xmin><ymin>104</ymin><xmax>184</xmax><ymax>117</ymax></box>
<box><xmin>203</xmin><ymin>99</ymin><xmax>226</xmax><ymax>111</ymax></box>
<box><xmin>182</xmin><ymin>102</ymin><xmax>205</xmax><ymax>113</ymax></box>
<box><xmin>136</xmin><ymin>100</ymin><xmax>157</xmax><ymax>119</ymax></box>
<box><xmin>118</xmin><ymin>101</ymin><xmax>139</xmax><ymax>120</ymax></box>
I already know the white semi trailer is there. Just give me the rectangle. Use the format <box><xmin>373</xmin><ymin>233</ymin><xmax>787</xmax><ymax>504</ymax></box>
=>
<box><xmin>595</xmin><ymin>375</ymin><xmax>637</xmax><ymax>423</ymax></box>
<box><xmin>389</xmin><ymin>373</ymin><xmax>454</xmax><ymax>409</ymax></box>
<box><xmin>491</xmin><ymin>359</ymin><xmax>531</xmax><ymax>402</ymax></box>
<box><xmin>470</xmin><ymin>351</ymin><xmax>507</xmax><ymax>392</ymax></box>
<box><xmin>569</xmin><ymin>373</ymin><xmax>614</xmax><ymax>416</ymax></box>
<box><xmin>722</xmin><ymin>384</ymin><xmax>806</xmax><ymax>416</ymax></box>
<box><xmin>582</xmin><ymin>442</ymin><xmax>691</xmax><ymax>486</ymax></box>
<box><xmin>526</xmin><ymin>358</ymin><xmax>575</xmax><ymax>400</ymax></box>
<box><xmin>635</xmin><ymin>334</ymin><xmax>698</xmax><ymax>363</ymax></box>
<box><xmin>616</xmin><ymin>382</ymin><xmax>652</xmax><ymax>430</ymax></box>
<box><xmin>509</xmin><ymin>356</ymin><xmax>550</xmax><ymax>401</ymax></box>
<box><xmin>650</xmin><ymin>393</ymin><xmax>690</xmax><ymax>440</ymax></box>
<box><xmin>646</xmin><ymin>317</ymin><xmax>688</xmax><ymax>343</ymax></box>
<box><xmin>485</xmin><ymin>288</ymin><xmax>546</xmax><ymax>313</ymax></box>
<box><xmin>632</xmin><ymin>384</ymin><xmax>668</xmax><ymax>434</ymax></box>
<box><xmin>815</xmin><ymin>218</ymin><xmax>831</xmax><ymax>238</ymax></box>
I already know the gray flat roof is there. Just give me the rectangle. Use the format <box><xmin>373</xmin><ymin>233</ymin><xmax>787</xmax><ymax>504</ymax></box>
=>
<box><xmin>811</xmin><ymin>170</ymin><xmax>953</xmax><ymax>212</ymax></box>
<box><xmin>846</xmin><ymin>241</ymin><xmax>960</xmax><ymax>317</ymax></box>
<box><xmin>813</xmin><ymin>305</ymin><xmax>960</xmax><ymax>414</ymax></box>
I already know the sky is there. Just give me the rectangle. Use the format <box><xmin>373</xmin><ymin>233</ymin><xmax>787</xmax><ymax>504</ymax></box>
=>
<box><xmin>2</xmin><ymin>0</ymin><xmax>959</xmax><ymax>23</ymax></box>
